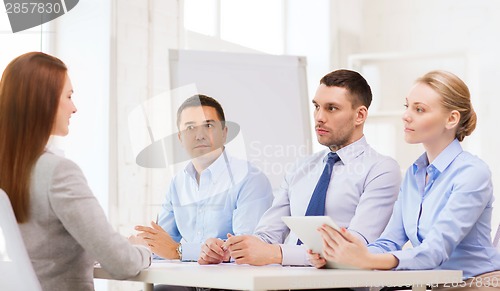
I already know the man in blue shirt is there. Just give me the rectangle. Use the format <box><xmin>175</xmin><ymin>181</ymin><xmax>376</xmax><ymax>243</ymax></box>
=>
<box><xmin>135</xmin><ymin>94</ymin><xmax>273</xmax><ymax>263</ymax></box>
<box><xmin>199</xmin><ymin>69</ymin><xmax>402</xmax><ymax>266</ymax></box>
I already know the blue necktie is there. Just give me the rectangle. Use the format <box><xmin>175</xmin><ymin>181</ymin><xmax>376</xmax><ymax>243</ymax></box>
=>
<box><xmin>297</xmin><ymin>152</ymin><xmax>340</xmax><ymax>245</ymax></box>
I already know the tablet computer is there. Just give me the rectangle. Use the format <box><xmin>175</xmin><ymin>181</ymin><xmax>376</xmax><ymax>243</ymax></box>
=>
<box><xmin>281</xmin><ymin>216</ymin><xmax>359</xmax><ymax>269</ymax></box>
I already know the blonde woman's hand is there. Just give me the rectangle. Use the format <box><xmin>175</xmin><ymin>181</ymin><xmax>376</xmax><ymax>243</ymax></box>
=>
<box><xmin>319</xmin><ymin>226</ymin><xmax>370</xmax><ymax>269</ymax></box>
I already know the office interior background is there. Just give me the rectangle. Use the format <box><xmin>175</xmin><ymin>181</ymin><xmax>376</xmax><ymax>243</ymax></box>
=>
<box><xmin>1</xmin><ymin>0</ymin><xmax>500</xmax><ymax>290</ymax></box>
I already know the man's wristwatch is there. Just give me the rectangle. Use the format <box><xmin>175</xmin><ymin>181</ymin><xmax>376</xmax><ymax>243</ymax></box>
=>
<box><xmin>176</xmin><ymin>243</ymin><xmax>182</xmax><ymax>261</ymax></box>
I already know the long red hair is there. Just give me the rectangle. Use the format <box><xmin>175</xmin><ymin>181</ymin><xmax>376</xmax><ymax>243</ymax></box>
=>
<box><xmin>0</xmin><ymin>52</ymin><xmax>67</xmax><ymax>222</ymax></box>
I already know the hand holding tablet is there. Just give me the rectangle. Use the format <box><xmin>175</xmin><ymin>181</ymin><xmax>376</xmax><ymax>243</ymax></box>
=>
<box><xmin>281</xmin><ymin>216</ymin><xmax>359</xmax><ymax>269</ymax></box>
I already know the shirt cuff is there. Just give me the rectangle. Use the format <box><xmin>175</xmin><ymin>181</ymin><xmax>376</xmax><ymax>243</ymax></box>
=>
<box><xmin>181</xmin><ymin>242</ymin><xmax>201</xmax><ymax>262</ymax></box>
<box><xmin>390</xmin><ymin>250</ymin><xmax>412</xmax><ymax>270</ymax></box>
<box><xmin>280</xmin><ymin>244</ymin><xmax>310</xmax><ymax>266</ymax></box>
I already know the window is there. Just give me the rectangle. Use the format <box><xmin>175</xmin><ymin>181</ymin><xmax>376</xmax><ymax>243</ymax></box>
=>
<box><xmin>183</xmin><ymin>0</ymin><xmax>284</xmax><ymax>54</ymax></box>
<box><xmin>184</xmin><ymin>0</ymin><xmax>218</xmax><ymax>37</ymax></box>
<box><xmin>0</xmin><ymin>10</ymin><xmax>48</xmax><ymax>73</ymax></box>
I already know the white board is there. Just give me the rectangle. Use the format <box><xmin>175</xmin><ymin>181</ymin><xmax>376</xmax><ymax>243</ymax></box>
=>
<box><xmin>169</xmin><ymin>49</ymin><xmax>311</xmax><ymax>188</ymax></box>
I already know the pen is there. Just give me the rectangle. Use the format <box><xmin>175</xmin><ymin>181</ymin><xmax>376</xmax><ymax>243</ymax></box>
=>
<box><xmin>155</xmin><ymin>213</ymin><xmax>159</xmax><ymax>224</ymax></box>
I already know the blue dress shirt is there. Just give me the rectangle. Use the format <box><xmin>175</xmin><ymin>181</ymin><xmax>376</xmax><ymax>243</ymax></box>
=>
<box><xmin>157</xmin><ymin>150</ymin><xmax>273</xmax><ymax>261</ymax></box>
<box><xmin>254</xmin><ymin>136</ymin><xmax>401</xmax><ymax>266</ymax></box>
<box><xmin>368</xmin><ymin>139</ymin><xmax>500</xmax><ymax>278</ymax></box>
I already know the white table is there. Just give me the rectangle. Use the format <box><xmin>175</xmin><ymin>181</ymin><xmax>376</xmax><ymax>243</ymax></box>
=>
<box><xmin>94</xmin><ymin>261</ymin><xmax>463</xmax><ymax>291</ymax></box>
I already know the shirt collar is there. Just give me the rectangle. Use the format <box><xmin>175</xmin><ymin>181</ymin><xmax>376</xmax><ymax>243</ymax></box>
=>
<box><xmin>184</xmin><ymin>149</ymin><xmax>228</xmax><ymax>183</ymax></box>
<box><xmin>412</xmin><ymin>139</ymin><xmax>463</xmax><ymax>175</ymax></box>
<box><xmin>45</xmin><ymin>136</ymin><xmax>65</xmax><ymax>157</ymax></box>
<box><xmin>322</xmin><ymin>135</ymin><xmax>368</xmax><ymax>164</ymax></box>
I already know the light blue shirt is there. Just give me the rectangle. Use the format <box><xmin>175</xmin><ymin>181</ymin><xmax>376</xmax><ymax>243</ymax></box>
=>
<box><xmin>368</xmin><ymin>139</ymin><xmax>500</xmax><ymax>278</ymax></box>
<box><xmin>254</xmin><ymin>136</ymin><xmax>401</xmax><ymax>266</ymax></box>
<box><xmin>158</xmin><ymin>150</ymin><xmax>273</xmax><ymax>261</ymax></box>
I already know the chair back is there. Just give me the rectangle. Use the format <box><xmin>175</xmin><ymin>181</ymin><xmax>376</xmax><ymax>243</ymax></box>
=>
<box><xmin>0</xmin><ymin>189</ymin><xmax>42</xmax><ymax>290</ymax></box>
